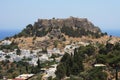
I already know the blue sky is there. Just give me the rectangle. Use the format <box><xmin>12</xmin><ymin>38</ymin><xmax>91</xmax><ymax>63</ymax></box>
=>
<box><xmin>0</xmin><ymin>0</ymin><xmax>120</xmax><ymax>32</ymax></box>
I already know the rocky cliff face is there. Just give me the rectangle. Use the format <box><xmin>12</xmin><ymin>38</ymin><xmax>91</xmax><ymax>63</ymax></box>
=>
<box><xmin>37</xmin><ymin>17</ymin><xmax>100</xmax><ymax>32</ymax></box>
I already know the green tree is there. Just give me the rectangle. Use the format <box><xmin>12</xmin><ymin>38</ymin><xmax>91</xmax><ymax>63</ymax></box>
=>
<box><xmin>48</xmin><ymin>76</ymin><xmax>52</xmax><ymax>80</ymax></box>
<box><xmin>51</xmin><ymin>54</ymin><xmax>56</xmax><ymax>62</ymax></box>
<box><xmin>12</xmin><ymin>71</ymin><xmax>19</xmax><ymax>78</ymax></box>
<box><xmin>60</xmin><ymin>53</ymin><xmax>71</xmax><ymax>62</ymax></box>
<box><xmin>71</xmin><ymin>63</ymin><xmax>79</xmax><ymax>75</ymax></box>
<box><xmin>16</xmin><ymin>48</ymin><xmax>21</xmax><ymax>55</ymax></box>
<box><xmin>96</xmin><ymin>54</ymin><xmax>106</xmax><ymax>64</ymax></box>
<box><xmin>26</xmin><ymin>66</ymin><xmax>29</xmax><ymax>73</ymax></box>
<box><xmin>73</xmin><ymin>48</ymin><xmax>84</xmax><ymax>72</ymax></box>
<box><xmin>37</xmin><ymin>58</ymin><xmax>41</xmax><ymax>68</ymax></box>
<box><xmin>5</xmin><ymin>55</ymin><xmax>10</xmax><ymax>59</ymax></box>
<box><xmin>55</xmin><ymin>63</ymin><xmax>66</xmax><ymax>80</ymax></box>
<box><xmin>114</xmin><ymin>42</ymin><xmax>120</xmax><ymax>50</ymax></box>
<box><xmin>85</xmin><ymin>45</ymin><xmax>95</xmax><ymax>56</ymax></box>
<box><xmin>106</xmin><ymin>43</ymin><xmax>114</xmax><ymax>53</ymax></box>
<box><xmin>54</xmin><ymin>40</ymin><xmax>59</xmax><ymax>48</ymax></box>
<box><xmin>87</xmin><ymin>67</ymin><xmax>107</xmax><ymax>80</ymax></box>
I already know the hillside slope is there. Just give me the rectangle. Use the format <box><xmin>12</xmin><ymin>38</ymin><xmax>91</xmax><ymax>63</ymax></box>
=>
<box><xmin>10</xmin><ymin>17</ymin><xmax>109</xmax><ymax>49</ymax></box>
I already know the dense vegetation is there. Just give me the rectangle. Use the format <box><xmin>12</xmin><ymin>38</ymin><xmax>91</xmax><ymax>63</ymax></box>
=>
<box><xmin>55</xmin><ymin>42</ymin><xmax>120</xmax><ymax>80</ymax></box>
<box><xmin>0</xmin><ymin>57</ymin><xmax>57</xmax><ymax>79</ymax></box>
<box><xmin>0</xmin><ymin>59</ymin><xmax>41</xmax><ymax>79</ymax></box>
<box><xmin>96</xmin><ymin>42</ymin><xmax>120</xmax><ymax>66</ymax></box>
<box><xmin>0</xmin><ymin>42</ymin><xmax>18</xmax><ymax>51</ymax></box>
<box><xmin>61</xmin><ymin>26</ymin><xmax>106</xmax><ymax>38</ymax></box>
<box><xmin>16</xmin><ymin>24</ymin><xmax>52</xmax><ymax>37</ymax></box>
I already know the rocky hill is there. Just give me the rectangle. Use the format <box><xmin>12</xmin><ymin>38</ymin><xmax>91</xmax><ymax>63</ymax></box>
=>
<box><xmin>16</xmin><ymin>17</ymin><xmax>106</xmax><ymax>39</ymax></box>
<box><xmin>10</xmin><ymin>17</ymin><xmax>109</xmax><ymax>49</ymax></box>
